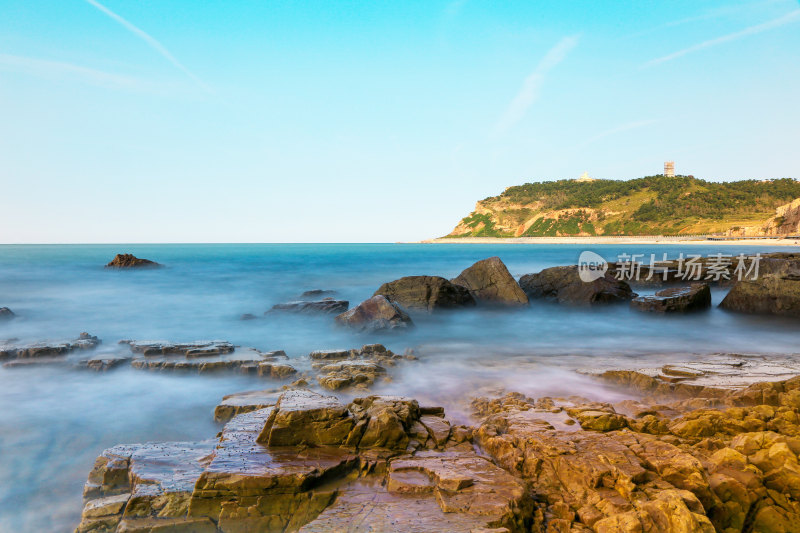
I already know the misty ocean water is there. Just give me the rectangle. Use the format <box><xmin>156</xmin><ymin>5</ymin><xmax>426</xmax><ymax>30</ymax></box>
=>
<box><xmin>0</xmin><ymin>243</ymin><xmax>798</xmax><ymax>531</ymax></box>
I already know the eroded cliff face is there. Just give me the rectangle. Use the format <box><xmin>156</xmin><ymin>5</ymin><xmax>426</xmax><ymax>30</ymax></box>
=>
<box><xmin>764</xmin><ymin>198</ymin><xmax>800</xmax><ymax>235</ymax></box>
<box><xmin>725</xmin><ymin>199</ymin><xmax>800</xmax><ymax>237</ymax></box>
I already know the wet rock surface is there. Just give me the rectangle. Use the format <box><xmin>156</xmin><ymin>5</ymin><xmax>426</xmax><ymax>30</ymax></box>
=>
<box><xmin>0</xmin><ymin>307</ymin><xmax>14</xmax><ymax>320</ymax></box>
<box><xmin>519</xmin><ymin>265</ymin><xmax>635</xmax><ymax>305</ymax></box>
<box><xmin>373</xmin><ymin>275</ymin><xmax>475</xmax><ymax>312</ymax></box>
<box><xmin>73</xmin><ymin>360</ymin><xmax>800</xmax><ymax>533</ymax></box>
<box><xmin>451</xmin><ymin>256</ymin><xmax>529</xmax><ymax>306</ymax></box>
<box><xmin>631</xmin><ymin>283</ymin><xmax>712</xmax><ymax>313</ymax></box>
<box><xmin>334</xmin><ymin>295</ymin><xmax>413</xmax><ymax>333</ymax></box>
<box><xmin>77</xmin><ymin>389</ymin><xmax>532</xmax><ymax>533</ymax></box>
<box><xmin>472</xmin><ymin>374</ymin><xmax>800</xmax><ymax>532</ymax></box>
<box><xmin>105</xmin><ymin>254</ymin><xmax>160</xmax><ymax>268</ymax></box>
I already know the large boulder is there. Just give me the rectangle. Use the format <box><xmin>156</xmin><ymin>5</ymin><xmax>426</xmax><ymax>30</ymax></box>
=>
<box><xmin>121</xmin><ymin>340</ymin><xmax>278</xmax><ymax>374</ymax></box>
<box><xmin>374</xmin><ymin>275</ymin><xmax>475</xmax><ymax>312</ymax></box>
<box><xmin>631</xmin><ymin>283</ymin><xmax>712</xmax><ymax>313</ymax></box>
<box><xmin>334</xmin><ymin>295</ymin><xmax>413</xmax><ymax>333</ymax></box>
<box><xmin>0</xmin><ymin>307</ymin><xmax>14</xmax><ymax>320</ymax></box>
<box><xmin>105</xmin><ymin>254</ymin><xmax>160</xmax><ymax>268</ymax></box>
<box><xmin>450</xmin><ymin>256</ymin><xmax>528</xmax><ymax>306</ymax></box>
<box><xmin>519</xmin><ymin>265</ymin><xmax>635</xmax><ymax>305</ymax></box>
<box><xmin>720</xmin><ymin>272</ymin><xmax>800</xmax><ymax>317</ymax></box>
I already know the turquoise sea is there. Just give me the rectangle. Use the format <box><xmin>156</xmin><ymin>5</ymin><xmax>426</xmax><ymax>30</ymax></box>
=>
<box><xmin>0</xmin><ymin>243</ymin><xmax>798</xmax><ymax>531</ymax></box>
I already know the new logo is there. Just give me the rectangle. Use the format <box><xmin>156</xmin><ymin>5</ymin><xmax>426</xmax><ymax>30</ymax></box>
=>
<box><xmin>578</xmin><ymin>251</ymin><xmax>607</xmax><ymax>282</ymax></box>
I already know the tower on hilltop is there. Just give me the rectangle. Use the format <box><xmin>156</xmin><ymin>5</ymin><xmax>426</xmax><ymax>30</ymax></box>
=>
<box><xmin>664</xmin><ymin>161</ymin><xmax>675</xmax><ymax>177</ymax></box>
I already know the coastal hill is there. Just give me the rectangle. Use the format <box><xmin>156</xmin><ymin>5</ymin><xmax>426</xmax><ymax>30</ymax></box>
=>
<box><xmin>446</xmin><ymin>175</ymin><xmax>800</xmax><ymax>238</ymax></box>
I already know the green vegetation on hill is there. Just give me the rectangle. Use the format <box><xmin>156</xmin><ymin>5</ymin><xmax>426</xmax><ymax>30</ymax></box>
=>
<box><xmin>447</xmin><ymin>175</ymin><xmax>800</xmax><ymax>238</ymax></box>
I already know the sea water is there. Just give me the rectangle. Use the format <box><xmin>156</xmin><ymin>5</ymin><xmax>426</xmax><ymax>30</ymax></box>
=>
<box><xmin>0</xmin><ymin>243</ymin><xmax>797</xmax><ymax>531</ymax></box>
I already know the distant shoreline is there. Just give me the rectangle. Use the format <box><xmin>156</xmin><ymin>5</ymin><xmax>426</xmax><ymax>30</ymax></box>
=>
<box><xmin>419</xmin><ymin>236</ymin><xmax>800</xmax><ymax>246</ymax></box>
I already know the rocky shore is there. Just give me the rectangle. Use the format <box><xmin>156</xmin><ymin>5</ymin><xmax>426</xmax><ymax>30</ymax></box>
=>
<box><xmin>5</xmin><ymin>250</ymin><xmax>800</xmax><ymax>532</ymax></box>
<box><xmin>72</xmin><ymin>357</ymin><xmax>800</xmax><ymax>532</ymax></box>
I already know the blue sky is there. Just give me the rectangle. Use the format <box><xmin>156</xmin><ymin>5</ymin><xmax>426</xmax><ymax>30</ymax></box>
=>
<box><xmin>1</xmin><ymin>0</ymin><xmax>799</xmax><ymax>243</ymax></box>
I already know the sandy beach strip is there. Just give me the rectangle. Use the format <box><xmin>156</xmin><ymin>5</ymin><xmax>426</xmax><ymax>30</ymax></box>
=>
<box><xmin>418</xmin><ymin>236</ymin><xmax>800</xmax><ymax>246</ymax></box>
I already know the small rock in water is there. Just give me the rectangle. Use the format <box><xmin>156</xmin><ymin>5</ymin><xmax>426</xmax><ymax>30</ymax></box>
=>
<box><xmin>0</xmin><ymin>307</ymin><xmax>15</xmax><ymax>320</ymax></box>
<box><xmin>105</xmin><ymin>253</ymin><xmax>160</xmax><ymax>268</ymax></box>
<box><xmin>631</xmin><ymin>283</ymin><xmax>711</xmax><ymax>313</ymax></box>
<box><xmin>239</xmin><ymin>313</ymin><xmax>259</xmax><ymax>321</ymax></box>
<box><xmin>335</xmin><ymin>295</ymin><xmax>413</xmax><ymax>333</ymax></box>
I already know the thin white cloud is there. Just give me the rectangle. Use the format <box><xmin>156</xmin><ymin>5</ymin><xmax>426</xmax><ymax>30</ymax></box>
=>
<box><xmin>644</xmin><ymin>9</ymin><xmax>800</xmax><ymax>67</ymax></box>
<box><xmin>577</xmin><ymin>119</ymin><xmax>659</xmax><ymax>148</ymax></box>
<box><xmin>492</xmin><ymin>35</ymin><xmax>580</xmax><ymax>136</ymax></box>
<box><xmin>0</xmin><ymin>52</ymin><xmax>154</xmax><ymax>90</ymax></box>
<box><xmin>84</xmin><ymin>0</ymin><xmax>212</xmax><ymax>92</ymax></box>
<box><xmin>624</xmin><ymin>0</ymin><xmax>788</xmax><ymax>40</ymax></box>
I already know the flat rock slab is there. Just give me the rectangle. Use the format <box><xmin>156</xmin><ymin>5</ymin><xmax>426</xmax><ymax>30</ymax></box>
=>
<box><xmin>0</xmin><ymin>333</ymin><xmax>100</xmax><ymax>362</ymax></box>
<box><xmin>128</xmin><ymin>346</ymin><xmax>264</xmax><ymax>374</ymax></box>
<box><xmin>298</xmin><ymin>477</ymin><xmax>507</xmax><ymax>533</ymax></box>
<box><xmin>122</xmin><ymin>340</ymin><xmax>235</xmax><ymax>357</ymax></box>
<box><xmin>630</xmin><ymin>283</ymin><xmax>711</xmax><ymax>313</ymax></box>
<box><xmin>214</xmin><ymin>389</ymin><xmax>284</xmax><ymax>423</ymax></box>
<box><xmin>584</xmin><ymin>353</ymin><xmax>800</xmax><ymax>390</ymax></box>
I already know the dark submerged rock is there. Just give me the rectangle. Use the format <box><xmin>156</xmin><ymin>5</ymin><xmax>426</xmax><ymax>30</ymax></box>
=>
<box><xmin>334</xmin><ymin>295</ymin><xmax>413</xmax><ymax>333</ymax></box>
<box><xmin>450</xmin><ymin>256</ymin><xmax>528</xmax><ymax>306</ymax></box>
<box><xmin>374</xmin><ymin>275</ymin><xmax>475</xmax><ymax>312</ymax></box>
<box><xmin>0</xmin><ymin>307</ymin><xmax>14</xmax><ymax>320</ymax></box>
<box><xmin>519</xmin><ymin>265</ymin><xmax>635</xmax><ymax>305</ymax></box>
<box><xmin>105</xmin><ymin>254</ymin><xmax>160</xmax><ymax>269</ymax></box>
<box><xmin>631</xmin><ymin>283</ymin><xmax>712</xmax><ymax>313</ymax></box>
<box><xmin>300</xmin><ymin>289</ymin><xmax>338</xmax><ymax>298</ymax></box>
<box><xmin>269</xmin><ymin>298</ymin><xmax>349</xmax><ymax>315</ymax></box>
